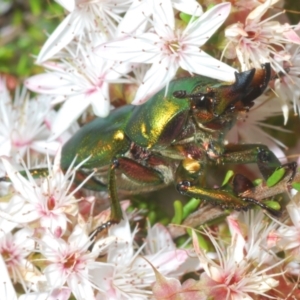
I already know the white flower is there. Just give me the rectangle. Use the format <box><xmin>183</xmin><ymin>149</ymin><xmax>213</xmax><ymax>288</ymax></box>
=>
<box><xmin>274</xmin><ymin>45</ymin><xmax>300</xmax><ymax>120</ymax></box>
<box><xmin>0</xmin><ymin>151</ymin><xmax>90</xmax><ymax>235</ymax></box>
<box><xmin>0</xmin><ymin>228</ymin><xmax>37</xmax><ymax>292</ymax></box>
<box><xmin>0</xmin><ymin>78</ymin><xmax>60</xmax><ymax>158</ymax></box>
<box><xmin>92</xmin><ymin>219</ymin><xmax>191</xmax><ymax>299</ymax></box>
<box><xmin>40</xmin><ymin>225</ymin><xmax>110</xmax><ymax>300</ymax></box>
<box><xmin>277</xmin><ymin>193</ymin><xmax>300</xmax><ymax>258</ymax></box>
<box><xmin>192</xmin><ymin>217</ymin><xmax>280</xmax><ymax>299</ymax></box>
<box><xmin>224</xmin><ymin>0</ymin><xmax>300</xmax><ymax>71</ymax></box>
<box><xmin>117</xmin><ymin>0</ymin><xmax>203</xmax><ymax>37</ymax></box>
<box><xmin>96</xmin><ymin>2</ymin><xmax>236</xmax><ymax>104</ymax></box>
<box><xmin>37</xmin><ymin>0</ymin><xmax>134</xmax><ymax>63</ymax></box>
<box><xmin>26</xmin><ymin>43</ymin><xmax>130</xmax><ymax>138</ymax></box>
<box><xmin>233</xmin><ymin>210</ymin><xmax>280</xmax><ymax>266</ymax></box>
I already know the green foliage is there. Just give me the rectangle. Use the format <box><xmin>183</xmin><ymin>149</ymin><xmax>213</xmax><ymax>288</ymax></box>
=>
<box><xmin>0</xmin><ymin>1</ymin><xmax>64</xmax><ymax>78</ymax></box>
<box><xmin>266</xmin><ymin>167</ymin><xmax>286</xmax><ymax>187</ymax></box>
<box><xmin>292</xmin><ymin>182</ymin><xmax>300</xmax><ymax>191</ymax></box>
<box><xmin>221</xmin><ymin>170</ymin><xmax>234</xmax><ymax>186</ymax></box>
<box><xmin>262</xmin><ymin>200</ymin><xmax>281</xmax><ymax>211</ymax></box>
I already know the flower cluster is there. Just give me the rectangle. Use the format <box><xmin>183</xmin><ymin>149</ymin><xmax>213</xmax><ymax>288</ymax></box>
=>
<box><xmin>1</xmin><ymin>0</ymin><xmax>300</xmax><ymax>299</ymax></box>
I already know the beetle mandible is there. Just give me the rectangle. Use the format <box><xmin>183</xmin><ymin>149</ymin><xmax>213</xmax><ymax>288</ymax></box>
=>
<box><xmin>60</xmin><ymin>63</ymin><xmax>296</xmax><ymax>230</ymax></box>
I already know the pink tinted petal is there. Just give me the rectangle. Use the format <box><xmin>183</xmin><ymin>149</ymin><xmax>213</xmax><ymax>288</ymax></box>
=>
<box><xmin>41</xmin><ymin>61</ymin><xmax>67</xmax><ymax>72</ymax></box>
<box><xmin>50</xmin><ymin>96</ymin><xmax>90</xmax><ymax>139</ymax></box>
<box><xmin>227</xmin><ymin>216</ymin><xmax>245</xmax><ymax>263</ymax></box>
<box><xmin>37</xmin><ymin>13</ymin><xmax>83</xmax><ymax>63</ymax></box>
<box><xmin>152</xmin><ymin>273</ymin><xmax>181</xmax><ymax>299</ymax></box>
<box><xmin>89</xmin><ymin>87</ymin><xmax>110</xmax><ymax>117</ymax></box>
<box><xmin>283</xmin><ymin>28</ymin><xmax>300</xmax><ymax>44</ymax></box>
<box><xmin>132</xmin><ymin>58</ymin><xmax>178</xmax><ymax>104</ymax></box>
<box><xmin>96</xmin><ymin>33</ymin><xmax>160</xmax><ymax>63</ymax></box>
<box><xmin>183</xmin><ymin>3</ymin><xmax>231</xmax><ymax>43</ymax></box>
<box><xmin>179</xmin><ymin>52</ymin><xmax>236</xmax><ymax>81</ymax></box>
<box><xmin>25</xmin><ymin>73</ymin><xmax>74</xmax><ymax>95</ymax></box>
<box><xmin>48</xmin><ymin>288</ymin><xmax>72</xmax><ymax>300</ymax></box>
<box><xmin>246</xmin><ymin>0</ymin><xmax>278</xmax><ymax>22</ymax></box>
<box><xmin>40</xmin><ymin>214</ymin><xmax>67</xmax><ymax>235</ymax></box>
<box><xmin>147</xmin><ymin>249</ymin><xmax>188</xmax><ymax>274</ymax></box>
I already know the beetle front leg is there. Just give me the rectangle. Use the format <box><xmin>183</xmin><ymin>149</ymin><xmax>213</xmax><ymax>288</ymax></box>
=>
<box><xmin>220</xmin><ymin>144</ymin><xmax>297</xmax><ymax>181</ymax></box>
<box><xmin>175</xmin><ymin>158</ymin><xmax>281</xmax><ymax>216</ymax></box>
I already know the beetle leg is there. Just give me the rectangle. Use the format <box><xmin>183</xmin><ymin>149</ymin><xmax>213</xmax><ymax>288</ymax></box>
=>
<box><xmin>175</xmin><ymin>159</ymin><xmax>253</xmax><ymax>212</ymax></box>
<box><xmin>89</xmin><ymin>159</ymin><xmax>122</xmax><ymax>245</ymax></box>
<box><xmin>175</xmin><ymin>157</ymin><xmax>283</xmax><ymax>216</ymax></box>
<box><xmin>115</xmin><ymin>157</ymin><xmax>164</xmax><ymax>185</ymax></box>
<box><xmin>220</xmin><ymin>144</ymin><xmax>297</xmax><ymax>182</ymax></box>
<box><xmin>93</xmin><ymin>157</ymin><xmax>164</xmax><ymax>236</ymax></box>
<box><xmin>108</xmin><ymin>159</ymin><xmax>123</xmax><ymax>223</ymax></box>
<box><xmin>74</xmin><ymin>170</ymin><xmax>107</xmax><ymax>191</ymax></box>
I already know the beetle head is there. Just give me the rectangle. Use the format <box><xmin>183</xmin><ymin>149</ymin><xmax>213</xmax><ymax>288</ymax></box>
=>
<box><xmin>188</xmin><ymin>64</ymin><xmax>271</xmax><ymax>129</ymax></box>
<box><xmin>212</xmin><ymin>63</ymin><xmax>271</xmax><ymax>116</ymax></box>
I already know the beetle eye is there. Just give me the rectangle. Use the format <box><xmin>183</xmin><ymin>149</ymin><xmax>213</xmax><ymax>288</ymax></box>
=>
<box><xmin>173</xmin><ymin>90</ymin><xmax>187</xmax><ymax>98</ymax></box>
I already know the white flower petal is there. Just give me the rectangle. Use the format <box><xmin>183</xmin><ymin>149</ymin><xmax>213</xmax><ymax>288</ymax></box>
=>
<box><xmin>50</xmin><ymin>96</ymin><xmax>90</xmax><ymax>139</ymax></box>
<box><xmin>96</xmin><ymin>33</ymin><xmax>160</xmax><ymax>63</ymax></box>
<box><xmin>172</xmin><ymin>0</ymin><xmax>202</xmax><ymax>16</ymax></box>
<box><xmin>30</xmin><ymin>140</ymin><xmax>61</xmax><ymax>155</ymax></box>
<box><xmin>179</xmin><ymin>51</ymin><xmax>236</xmax><ymax>81</ymax></box>
<box><xmin>132</xmin><ymin>58</ymin><xmax>179</xmax><ymax>104</ymax></box>
<box><xmin>37</xmin><ymin>13</ymin><xmax>82</xmax><ymax>63</ymax></box>
<box><xmin>117</xmin><ymin>0</ymin><xmax>150</xmax><ymax>36</ymax></box>
<box><xmin>0</xmin><ymin>255</ymin><xmax>17</xmax><ymax>300</ymax></box>
<box><xmin>55</xmin><ymin>0</ymin><xmax>75</xmax><ymax>12</ymax></box>
<box><xmin>152</xmin><ymin>0</ymin><xmax>175</xmax><ymax>35</ymax></box>
<box><xmin>183</xmin><ymin>3</ymin><xmax>231</xmax><ymax>43</ymax></box>
<box><xmin>25</xmin><ymin>73</ymin><xmax>75</xmax><ymax>95</ymax></box>
<box><xmin>89</xmin><ymin>86</ymin><xmax>110</xmax><ymax>117</ymax></box>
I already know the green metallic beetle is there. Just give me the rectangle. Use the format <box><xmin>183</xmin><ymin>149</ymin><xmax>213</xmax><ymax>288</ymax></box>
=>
<box><xmin>61</xmin><ymin>63</ymin><xmax>296</xmax><ymax>230</ymax></box>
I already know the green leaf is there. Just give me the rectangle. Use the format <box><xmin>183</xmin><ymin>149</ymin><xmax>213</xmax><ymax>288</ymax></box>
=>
<box><xmin>253</xmin><ymin>178</ymin><xmax>263</xmax><ymax>186</ymax></box>
<box><xmin>29</xmin><ymin>0</ymin><xmax>42</xmax><ymax>15</ymax></box>
<box><xmin>266</xmin><ymin>167</ymin><xmax>286</xmax><ymax>187</ymax></box>
<box><xmin>179</xmin><ymin>12</ymin><xmax>199</xmax><ymax>24</ymax></box>
<box><xmin>171</xmin><ymin>200</ymin><xmax>183</xmax><ymax>224</ymax></box>
<box><xmin>222</xmin><ymin>170</ymin><xmax>234</xmax><ymax>186</ymax></box>
<box><xmin>189</xmin><ymin>230</ymin><xmax>209</xmax><ymax>251</ymax></box>
<box><xmin>262</xmin><ymin>200</ymin><xmax>281</xmax><ymax>211</ymax></box>
<box><xmin>292</xmin><ymin>182</ymin><xmax>300</xmax><ymax>191</ymax></box>
<box><xmin>183</xmin><ymin>198</ymin><xmax>200</xmax><ymax>219</ymax></box>
<box><xmin>179</xmin><ymin>12</ymin><xmax>192</xmax><ymax>23</ymax></box>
